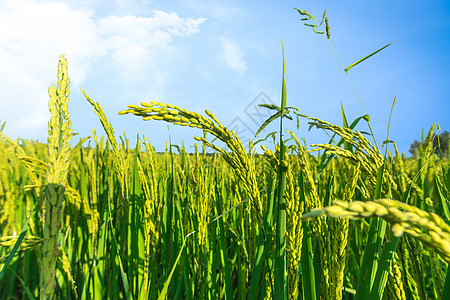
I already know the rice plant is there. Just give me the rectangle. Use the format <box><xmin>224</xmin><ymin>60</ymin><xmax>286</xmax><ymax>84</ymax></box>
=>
<box><xmin>0</xmin><ymin>7</ymin><xmax>449</xmax><ymax>300</ymax></box>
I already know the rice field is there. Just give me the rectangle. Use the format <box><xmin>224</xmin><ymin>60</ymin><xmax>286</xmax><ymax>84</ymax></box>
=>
<box><xmin>1</xmin><ymin>10</ymin><xmax>449</xmax><ymax>300</ymax></box>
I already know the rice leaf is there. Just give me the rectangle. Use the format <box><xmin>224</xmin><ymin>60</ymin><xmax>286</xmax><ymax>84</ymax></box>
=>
<box><xmin>258</xmin><ymin>104</ymin><xmax>281</xmax><ymax>111</ymax></box>
<box><xmin>214</xmin><ymin>174</ymin><xmax>233</xmax><ymax>300</ymax></box>
<box><xmin>344</xmin><ymin>41</ymin><xmax>395</xmax><ymax>73</ymax></box>
<box><xmin>300</xmin><ymin>221</ymin><xmax>316</xmax><ymax>300</ymax></box>
<box><xmin>355</xmin><ymin>164</ymin><xmax>386</xmax><ymax>299</ymax></box>
<box><xmin>0</xmin><ymin>230</ymin><xmax>27</xmax><ymax>280</ymax></box>
<box><xmin>274</xmin><ymin>43</ymin><xmax>288</xmax><ymax>300</ymax></box>
<box><xmin>435</xmin><ymin>172</ymin><xmax>450</xmax><ymax>224</ymax></box>
<box><xmin>442</xmin><ymin>268</ymin><xmax>450</xmax><ymax>300</ymax></box>
<box><xmin>255</xmin><ymin>111</ymin><xmax>282</xmax><ymax>136</ymax></box>
<box><xmin>341</xmin><ymin>102</ymin><xmax>352</xmax><ymax>152</ymax></box>
<box><xmin>369</xmin><ymin>236</ymin><xmax>400</xmax><ymax>300</ymax></box>
<box><xmin>299</xmin><ymin>170</ymin><xmax>317</xmax><ymax>300</ymax></box>
<box><xmin>0</xmin><ymin>198</ymin><xmax>38</xmax><ymax>281</ymax></box>
<box><xmin>158</xmin><ymin>232</ymin><xmax>194</xmax><ymax>300</ymax></box>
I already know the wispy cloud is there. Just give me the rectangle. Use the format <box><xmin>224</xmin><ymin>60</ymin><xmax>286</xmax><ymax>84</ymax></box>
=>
<box><xmin>98</xmin><ymin>11</ymin><xmax>206</xmax><ymax>78</ymax></box>
<box><xmin>218</xmin><ymin>37</ymin><xmax>247</xmax><ymax>74</ymax></box>
<box><xmin>0</xmin><ymin>0</ymin><xmax>206</xmax><ymax>139</ymax></box>
<box><xmin>179</xmin><ymin>0</ymin><xmax>245</xmax><ymax>20</ymax></box>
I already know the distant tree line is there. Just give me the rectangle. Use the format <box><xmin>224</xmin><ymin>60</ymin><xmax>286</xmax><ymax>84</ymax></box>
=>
<box><xmin>409</xmin><ymin>130</ymin><xmax>449</xmax><ymax>156</ymax></box>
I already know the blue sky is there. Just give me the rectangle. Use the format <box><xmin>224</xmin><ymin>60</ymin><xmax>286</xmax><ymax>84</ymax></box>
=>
<box><xmin>1</xmin><ymin>0</ymin><xmax>449</xmax><ymax>155</ymax></box>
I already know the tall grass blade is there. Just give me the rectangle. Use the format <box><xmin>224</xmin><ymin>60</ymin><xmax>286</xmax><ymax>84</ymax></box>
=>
<box><xmin>248</xmin><ymin>174</ymin><xmax>276</xmax><ymax>299</ymax></box>
<box><xmin>344</xmin><ymin>41</ymin><xmax>395</xmax><ymax>73</ymax></box>
<box><xmin>0</xmin><ymin>198</ymin><xmax>38</xmax><ymax>281</ymax></box>
<box><xmin>442</xmin><ymin>268</ymin><xmax>450</xmax><ymax>300</ymax></box>
<box><xmin>256</xmin><ymin>111</ymin><xmax>282</xmax><ymax>137</ymax></box>
<box><xmin>299</xmin><ymin>170</ymin><xmax>316</xmax><ymax>300</ymax></box>
<box><xmin>0</xmin><ymin>230</ymin><xmax>27</xmax><ymax>280</ymax></box>
<box><xmin>356</xmin><ymin>164</ymin><xmax>386</xmax><ymax>299</ymax></box>
<box><xmin>274</xmin><ymin>44</ymin><xmax>288</xmax><ymax>300</ymax></box>
<box><xmin>174</xmin><ymin>185</ymin><xmax>192</xmax><ymax>300</ymax></box>
<box><xmin>158</xmin><ymin>232</ymin><xmax>194</xmax><ymax>300</ymax></box>
<box><xmin>215</xmin><ymin>175</ymin><xmax>233</xmax><ymax>299</ymax></box>
<box><xmin>369</xmin><ymin>237</ymin><xmax>400</xmax><ymax>300</ymax></box>
<box><xmin>300</xmin><ymin>222</ymin><xmax>316</xmax><ymax>300</ymax></box>
<box><xmin>341</xmin><ymin>102</ymin><xmax>352</xmax><ymax>152</ymax></box>
<box><xmin>435</xmin><ymin>172</ymin><xmax>450</xmax><ymax>224</ymax></box>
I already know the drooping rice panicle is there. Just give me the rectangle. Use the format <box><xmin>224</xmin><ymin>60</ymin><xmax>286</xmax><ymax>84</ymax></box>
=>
<box><xmin>120</xmin><ymin>103</ymin><xmax>263</xmax><ymax>227</ymax></box>
<box><xmin>82</xmin><ymin>90</ymin><xmax>127</xmax><ymax>196</ymax></box>
<box><xmin>301</xmin><ymin>199</ymin><xmax>450</xmax><ymax>264</ymax></box>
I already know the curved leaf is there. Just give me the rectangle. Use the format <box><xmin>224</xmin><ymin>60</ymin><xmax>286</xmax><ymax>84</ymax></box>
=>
<box><xmin>258</xmin><ymin>104</ymin><xmax>281</xmax><ymax>111</ymax></box>
<box><xmin>344</xmin><ymin>41</ymin><xmax>395</xmax><ymax>73</ymax></box>
<box><xmin>255</xmin><ymin>111</ymin><xmax>282</xmax><ymax>136</ymax></box>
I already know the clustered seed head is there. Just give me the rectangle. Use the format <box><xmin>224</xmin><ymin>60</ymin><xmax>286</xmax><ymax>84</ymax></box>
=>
<box><xmin>121</xmin><ymin>102</ymin><xmax>263</xmax><ymax>224</ymax></box>
<box><xmin>297</xmin><ymin>113</ymin><xmax>397</xmax><ymax>193</ymax></box>
<box><xmin>302</xmin><ymin>199</ymin><xmax>450</xmax><ymax>263</ymax></box>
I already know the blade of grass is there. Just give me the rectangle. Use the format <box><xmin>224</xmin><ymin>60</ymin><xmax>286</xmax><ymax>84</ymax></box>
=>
<box><xmin>299</xmin><ymin>170</ymin><xmax>316</xmax><ymax>300</ymax></box>
<box><xmin>369</xmin><ymin>236</ymin><xmax>400</xmax><ymax>300</ymax></box>
<box><xmin>215</xmin><ymin>173</ymin><xmax>233</xmax><ymax>300</ymax></box>
<box><xmin>341</xmin><ymin>102</ymin><xmax>352</xmax><ymax>152</ymax></box>
<box><xmin>442</xmin><ymin>267</ymin><xmax>450</xmax><ymax>300</ymax></box>
<box><xmin>9</xmin><ymin>268</ymin><xmax>36</xmax><ymax>300</ymax></box>
<box><xmin>0</xmin><ymin>199</ymin><xmax>38</xmax><ymax>280</ymax></box>
<box><xmin>435</xmin><ymin>172</ymin><xmax>450</xmax><ymax>225</ymax></box>
<box><xmin>248</xmin><ymin>174</ymin><xmax>276</xmax><ymax>299</ymax></box>
<box><xmin>158</xmin><ymin>232</ymin><xmax>195</xmax><ymax>300</ymax></box>
<box><xmin>175</xmin><ymin>186</ymin><xmax>192</xmax><ymax>300</ymax></box>
<box><xmin>107</xmin><ymin>182</ymin><xmax>132</xmax><ymax>299</ymax></box>
<box><xmin>344</xmin><ymin>41</ymin><xmax>395</xmax><ymax>73</ymax></box>
<box><xmin>0</xmin><ymin>230</ymin><xmax>27</xmax><ymax>281</ymax></box>
<box><xmin>356</xmin><ymin>164</ymin><xmax>386</xmax><ymax>299</ymax></box>
<box><xmin>300</xmin><ymin>221</ymin><xmax>316</xmax><ymax>300</ymax></box>
<box><xmin>274</xmin><ymin>44</ymin><xmax>288</xmax><ymax>300</ymax></box>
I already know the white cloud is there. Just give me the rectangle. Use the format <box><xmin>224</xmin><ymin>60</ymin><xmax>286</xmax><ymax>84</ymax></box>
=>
<box><xmin>0</xmin><ymin>0</ymin><xmax>206</xmax><ymax>140</ymax></box>
<box><xmin>98</xmin><ymin>12</ymin><xmax>206</xmax><ymax>78</ymax></box>
<box><xmin>0</xmin><ymin>0</ymin><xmax>103</xmax><ymax>139</ymax></box>
<box><xmin>218</xmin><ymin>37</ymin><xmax>247</xmax><ymax>74</ymax></box>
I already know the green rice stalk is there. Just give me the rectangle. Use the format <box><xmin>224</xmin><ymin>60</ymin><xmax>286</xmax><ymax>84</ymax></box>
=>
<box><xmin>40</xmin><ymin>54</ymin><xmax>74</xmax><ymax>299</ymax></box>
<box><xmin>274</xmin><ymin>45</ymin><xmax>288</xmax><ymax>300</ymax></box>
